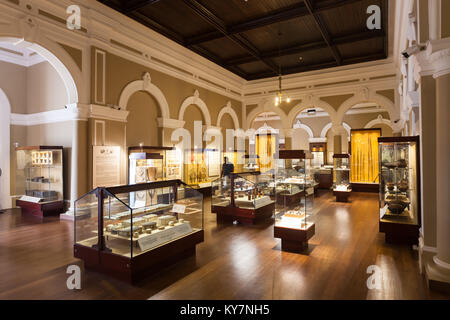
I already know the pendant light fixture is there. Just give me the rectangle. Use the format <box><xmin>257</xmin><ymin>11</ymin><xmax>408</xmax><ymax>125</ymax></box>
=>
<box><xmin>274</xmin><ymin>26</ymin><xmax>291</xmax><ymax>107</ymax></box>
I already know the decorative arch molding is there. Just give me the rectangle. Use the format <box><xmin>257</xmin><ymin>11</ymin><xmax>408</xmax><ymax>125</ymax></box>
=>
<box><xmin>321</xmin><ymin>122</ymin><xmax>351</xmax><ymax>138</ymax></box>
<box><xmin>293</xmin><ymin>120</ymin><xmax>314</xmax><ymax>139</ymax></box>
<box><xmin>335</xmin><ymin>88</ymin><xmax>398</xmax><ymax>125</ymax></box>
<box><xmin>364</xmin><ymin>115</ymin><xmax>394</xmax><ymax>129</ymax></box>
<box><xmin>178</xmin><ymin>90</ymin><xmax>212</xmax><ymax>126</ymax></box>
<box><xmin>0</xmin><ymin>17</ymin><xmax>82</xmax><ymax>105</ymax></box>
<box><xmin>118</xmin><ymin>72</ymin><xmax>170</xmax><ymax>119</ymax></box>
<box><xmin>287</xmin><ymin>96</ymin><xmax>337</xmax><ymax>128</ymax></box>
<box><xmin>217</xmin><ymin>101</ymin><xmax>239</xmax><ymax>129</ymax></box>
<box><xmin>246</xmin><ymin>98</ymin><xmax>289</xmax><ymax>129</ymax></box>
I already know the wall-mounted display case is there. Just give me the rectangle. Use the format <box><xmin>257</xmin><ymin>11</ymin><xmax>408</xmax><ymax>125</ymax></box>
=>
<box><xmin>15</xmin><ymin>146</ymin><xmax>64</xmax><ymax>217</ymax></box>
<box><xmin>378</xmin><ymin>136</ymin><xmax>420</xmax><ymax>245</ymax></box>
<box><xmin>333</xmin><ymin>154</ymin><xmax>351</xmax><ymax>202</ymax></box>
<box><xmin>128</xmin><ymin>146</ymin><xmax>182</xmax><ymax>183</ymax></box>
<box><xmin>274</xmin><ymin>150</ymin><xmax>315</xmax><ymax>253</ymax></box>
<box><xmin>74</xmin><ymin>179</ymin><xmax>204</xmax><ymax>283</ymax></box>
<box><xmin>310</xmin><ymin>142</ymin><xmax>327</xmax><ymax>167</ymax></box>
<box><xmin>211</xmin><ymin>171</ymin><xmax>275</xmax><ymax>224</ymax></box>
<box><xmin>184</xmin><ymin>148</ymin><xmax>220</xmax><ymax>194</ymax></box>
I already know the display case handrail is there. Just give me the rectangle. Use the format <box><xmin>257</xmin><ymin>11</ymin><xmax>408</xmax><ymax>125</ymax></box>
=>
<box><xmin>105</xmin><ymin>179</ymin><xmax>187</xmax><ymax>195</ymax></box>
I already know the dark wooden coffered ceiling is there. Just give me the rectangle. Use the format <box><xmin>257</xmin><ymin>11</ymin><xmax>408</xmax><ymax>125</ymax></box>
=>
<box><xmin>98</xmin><ymin>0</ymin><xmax>388</xmax><ymax>80</ymax></box>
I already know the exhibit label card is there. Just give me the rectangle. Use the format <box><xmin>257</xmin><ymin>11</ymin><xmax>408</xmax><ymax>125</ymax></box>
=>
<box><xmin>92</xmin><ymin>146</ymin><xmax>121</xmax><ymax>188</ymax></box>
<box><xmin>172</xmin><ymin>204</ymin><xmax>186</xmax><ymax>214</ymax></box>
<box><xmin>138</xmin><ymin>222</ymin><xmax>193</xmax><ymax>251</ymax></box>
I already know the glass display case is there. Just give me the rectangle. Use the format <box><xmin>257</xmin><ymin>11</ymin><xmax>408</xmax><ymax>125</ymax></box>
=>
<box><xmin>15</xmin><ymin>146</ymin><xmax>64</xmax><ymax>217</ymax></box>
<box><xmin>183</xmin><ymin>148</ymin><xmax>220</xmax><ymax>192</ymax></box>
<box><xmin>274</xmin><ymin>150</ymin><xmax>315</xmax><ymax>252</ymax></box>
<box><xmin>378</xmin><ymin>136</ymin><xmax>420</xmax><ymax>244</ymax></box>
<box><xmin>74</xmin><ymin>179</ymin><xmax>204</xmax><ymax>283</ymax></box>
<box><xmin>310</xmin><ymin>142</ymin><xmax>327</xmax><ymax>167</ymax></box>
<box><xmin>333</xmin><ymin>154</ymin><xmax>351</xmax><ymax>202</ymax></box>
<box><xmin>243</xmin><ymin>154</ymin><xmax>260</xmax><ymax>172</ymax></box>
<box><xmin>128</xmin><ymin>146</ymin><xmax>182</xmax><ymax>183</ymax></box>
<box><xmin>211</xmin><ymin>171</ymin><xmax>275</xmax><ymax>224</ymax></box>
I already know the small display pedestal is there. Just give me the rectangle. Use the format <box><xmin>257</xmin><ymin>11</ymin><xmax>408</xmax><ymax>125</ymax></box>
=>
<box><xmin>16</xmin><ymin>199</ymin><xmax>64</xmax><ymax>218</ymax></box>
<box><xmin>333</xmin><ymin>189</ymin><xmax>351</xmax><ymax>202</ymax></box>
<box><xmin>274</xmin><ymin>224</ymin><xmax>315</xmax><ymax>253</ymax></box>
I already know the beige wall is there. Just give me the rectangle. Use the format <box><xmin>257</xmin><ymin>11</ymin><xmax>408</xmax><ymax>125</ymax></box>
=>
<box><xmin>0</xmin><ymin>60</ymin><xmax>68</xmax><ymax>114</ymax></box>
<box><xmin>442</xmin><ymin>0</ymin><xmax>450</xmax><ymax>38</ymax></box>
<box><xmin>99</xmin><ymin>48</ymin><xmax>242</xmax><ymax>125</ymax></box>
<box><xmin>0</xmin><ymin>60</ymin><xmax>27</xmax><ymax>113</ymax></box>
<box><xmin>27</xmin><ymin>61</ymin><xmax>68</xmax><ymax>113</ymax></box>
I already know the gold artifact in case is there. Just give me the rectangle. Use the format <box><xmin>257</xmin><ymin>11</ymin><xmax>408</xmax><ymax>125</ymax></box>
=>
<box><xmin>183</xmin><ymin>148</ymin><xmax>220</xmax><ymax>192</ymax></box>
<box><xmin>378</xmin><ymin>136</ymin><xmax>421</xmax><ymax>245</ymax></box>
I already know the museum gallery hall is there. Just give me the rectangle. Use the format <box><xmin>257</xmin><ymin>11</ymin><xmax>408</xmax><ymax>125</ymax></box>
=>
<box><xmin>0</xmin><ymin>0</ymin><xmax>449</xmax><ymax>300</ymax></box>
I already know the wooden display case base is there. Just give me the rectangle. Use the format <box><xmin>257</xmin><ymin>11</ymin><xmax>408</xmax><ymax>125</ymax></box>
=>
<box><xmin>276</xmin><ymin>191</ymin><xmax>305</xmax><ymax>206</ymax></box>
<box><xmin>212</xmin><ymin>202</ymin><xmax>274</xmax><ymax>225</ymax></box>
<box><xmin>16</xmin><ymin>200</ymin><xmax>64</xmax><ymax>218</ymax></box>
<box><xmin>74</xmin><ymin>230</ymin><xmax>204</xmax><ymax>284</ymax></box>
<box><xmin>274</xmin><ymin>223</ymin><xmax>315</xmax><ymax>253</ymax></box>
<box><xmin>379</xmin><ymin>221</ymin><xmax>419</xmax><ymax>245</ymax></box>
<box><xmin>351</xmin><ymin>183</ymin><xmax>379</xmax><ymax>193</ymax></box>
<box><xmin>333</xmin><ymin>190</ymin><xmax>351</xmax><ymax>202</ymax></box>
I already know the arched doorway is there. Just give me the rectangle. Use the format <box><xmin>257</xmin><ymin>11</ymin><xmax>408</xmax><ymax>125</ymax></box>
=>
<box><xmin>0</xmin><ymin>36</ymin><xmax>80</xmax><ymax>211</ymax></box>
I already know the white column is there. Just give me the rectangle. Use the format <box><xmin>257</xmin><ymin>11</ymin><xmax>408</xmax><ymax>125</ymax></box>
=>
<box><xmin>428</xmin><ymin>0</ymin><xmax>441</xmax><ymax>41</ymax></box>
<box><xmin>432</xmin><ymin>48</ymin><xmax>450</xmax><ymax>270</ymax></box>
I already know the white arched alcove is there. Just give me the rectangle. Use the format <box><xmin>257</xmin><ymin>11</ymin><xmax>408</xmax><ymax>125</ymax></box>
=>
<box><xmin>293</xmin><ymin>120</ymin><xmax>314</xmax><ymax>139</ymax></box>
<box><xmin>287</xmin><ymin>97</ymin><xmax>337</xmax><ymax>128</ymax></box>
<box><xmin>178</xmin><ymin>90</ymin><xmax>211</xmax><ymax>126</ymax></box>
<box><xmin>364</xmin><ymin>115</ymin><xmax>394</xmax><ymax>129</ymax></box>
<box><xmin>336</xmin><ymin>88</ymin><xmax>398</xmax><ymax>125</ymax></box>
<box><xmin>320</xmin><ymin>122</ymin><xmax>352</xmax><ymax>138</ymax></box>
<box><xmin>0</xmin><ymin>12</ymin><xmax>84</xmax><ymax>104</ymax></box>
<box><xmin>0</xmin><ymin>89</ymin><xmax>11</xmax><ymax>209</ymax></box>
<box><xmin>217</xmin><ymin>101</ymin><xmax>239</xmax><ymax>129</ymax></box>
<box><xmin>118</xmin><ymin>72</ymin><xmax>170</xmax><ymax>119</ymax></box>
<box><xmin>246</xmin><ymin>99</ymin><xmax>289</xmax><ymax>129</ymax></box>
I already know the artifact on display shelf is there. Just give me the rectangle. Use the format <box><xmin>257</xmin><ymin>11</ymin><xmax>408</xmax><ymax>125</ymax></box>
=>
<box><xmin>274</xmin><ymin>150</ymin><xmax>316</xmax><ymax>253</ymax></box>
<box><xmin>74</xmin><ymin>179</ymin><xmax>204</xmax><ymax>283</ymax></box>
<box><xmin>128</xmin><ymin>146</ymin><xmax>180</xmax><ymax>184</ymax></box>
<box><xmin>184</xmin><ymin>148</ymin><xmax>219</xmax><ymax>193</ymax></box>
<box><xmin>211</xmin><ymin>170</ymin><xmax>275</xmax><ymax>224</ymax></box>
<box><xmin>15</xmin><ymin>146</ymin><xmax>64</xmax><ymax>217</ymax></box>
<box><xmin>243</xmin><ymin>154</ymin><xmax>260</xmax><ymax>171</ymax></box>
<box><xmin>378</xmin><ymin>136</ymin><xmax>421</xmax><ymax>245</ymax></box>
<box><xmin>332</xmin><ymin>154</ymin><xmax>352</xmax><ymax>202</ymax></box>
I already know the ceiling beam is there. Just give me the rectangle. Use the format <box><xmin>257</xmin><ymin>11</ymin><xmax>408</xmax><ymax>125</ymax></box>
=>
<box><xmin>185</xmin><ymin>0</ymin><xmax>363</xmax><ymax>46</ymax></box>
<box><xmin>129</xmin><ymin>11</ymin><xmax>185</xmax><ymax>44</ymax></box>
<box><xmin>304</xmin><ymin>0</ymin><xmax>342</xmax><ymax>65</ymax></box>
<box><xmin>181</xmin><ymin>0</ymin><xmax>279</xmax><ymax>74</ymax></box>
<box><xmin>122</xmin><ymin>0</ymin><xmax>163</xmax><ymax>14</ymax></box>
<box><xmin>246</xmin><ymin>52</ymin><xmax>387</xmax><ymax>80</ymax></box>
<box><xmin>226</xmin><ymin>30</ymin><xmax>385</xmax><ymax>66</ymax></box>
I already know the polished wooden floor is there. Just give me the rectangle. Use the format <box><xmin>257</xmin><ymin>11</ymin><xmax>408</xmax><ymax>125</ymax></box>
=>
<box><xmin>0</xmin><ymin>191</ymin><xmax>448</xmax><ymax>300</ymax></box>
